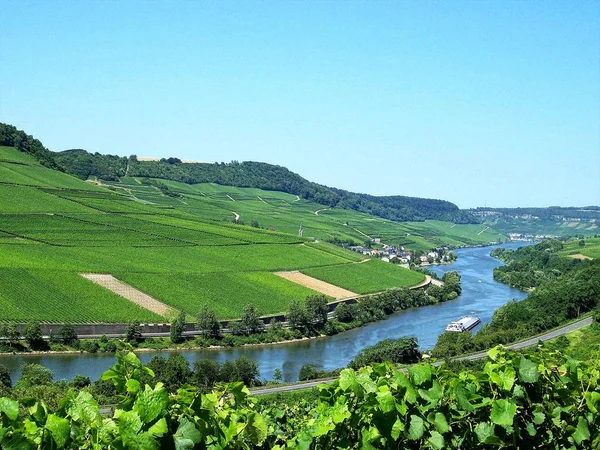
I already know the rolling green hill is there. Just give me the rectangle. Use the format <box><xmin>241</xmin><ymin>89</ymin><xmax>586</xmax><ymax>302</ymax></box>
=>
<box><xmin>1</xmin><ymin>144</ymin><xmax>460</xmax><ymax>324</ymax></box>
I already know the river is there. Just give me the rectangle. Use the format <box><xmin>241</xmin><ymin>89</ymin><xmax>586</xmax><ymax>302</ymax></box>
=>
<box><xmin>0</xmin><ymin>242</ymin><xmax>529</xmax><ymax>383</ymax></box>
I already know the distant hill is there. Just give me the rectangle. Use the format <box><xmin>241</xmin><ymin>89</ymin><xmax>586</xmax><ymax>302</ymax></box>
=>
<box><xmin>0</xmin><ymin>122</ymin><xmax>476</xmax><ymax>223</ymax></box>
<box><xmin>472</xmin><ymin>207</ymin><xmax>600</xmax><ymax>237</ymax></box>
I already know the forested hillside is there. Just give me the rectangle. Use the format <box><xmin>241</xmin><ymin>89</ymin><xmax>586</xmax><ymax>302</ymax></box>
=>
<box><xmin>57</xmin><ymin>150</ymin><xmax>474</xmax><ymax>223</ymax></box>
<box><xmin>0</xmin><ymin>123</ymin><xmax>61</xmax><ymax>170</ymax></box>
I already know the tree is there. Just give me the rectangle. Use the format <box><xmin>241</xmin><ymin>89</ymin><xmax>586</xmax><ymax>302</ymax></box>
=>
<box><xmin>287</xmin><ymin>300</ymin><xmax>309</xmax><ymax>332</ymax></box>
<box><xmin>147</xmin><ymin>354</ymin><xmax>192</xmax><ymax>393</ymax></box>
<box><xmin>305</xmin><ymin>295</ymin><xmax>329</xmax><ymax>329</ymax></box>
<box><xmin>219</xmin><ymin>356</ymin><xmax>260</xmax><ymax>387</ymax></box>
<box><xmin>191</xmin><ymin>359</ymin><xmax>220</xmax><ymax>392</ymax></box>
<box><xmin>579</xmin><ymin>239</ymin><xmax>585</xmax><ymax>247</ymax></box>
<box><xmin>17</xmin><ymin>363</ymin><xmax>53</xmax><ymax>388</ymax></box>
<box><xmin>334</xmin><ymin>302</ymin><xmax>355</xmax><ymax>323</ymax></box>
<box><xmin>125</xmin><ymin>322</ymin><xmax>143</xmax><ymax>344</ymax></box>
<box><xmin>197</xmin><ymin>306</ymin><xmax>221</xmax><ymax>339</ymax></box>
<box><xmin>273</xmin><ymin>368</ymin><xmax>283</xmax><ymax>383</ymax></box>
<box><xmin>349</xmin><ymin>337</ymin><xmax>421</xmax><ymax>370</ymax></box>
<box><xmin>250</xmin><ymin>220</ymin><xmax>260</xmax><ymax>228</ymax></box>
<box><xmin>3</xmin><ymin>324</ymin><xmax>20</xmax><ymax>349</ymax></box>
<box><xmin>72</xmin><ymin>374</ymin><xmax>91</xmax><ymax>389</ymax></box>
<box><xmin>58</xmin><ymin>324</ymin><xmax>78</xmax><ymax>346</ymax></box>
<box><xmin>24</xmin><ymin>321</ymin><xmax>45</xmax><ymax>350</ymax></box>
<box><xmin>170</xmin><ymin>310</ymin><xmax>187</xmax><ymax>344</ymax></box>
<box><xmin>298</xmin><ymin>364</ymin><xmax>321</xmax><ymax>381</ymax></box>
<box><xmin>241</xmin><ymin>305</ymin><xmax>264</xmax><ymax>334</ymax></box>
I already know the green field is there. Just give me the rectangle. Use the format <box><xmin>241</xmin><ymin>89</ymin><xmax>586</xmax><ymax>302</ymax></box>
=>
<box><xmin>0</xmin><ymin>269</ymin><xmax>162</xmax><ymax>323</ymax></box>
<box><xmin>0</xmin><ymin>145</ymin><xmax>487</xmax><ymax>323</ymax></box>
<box><xmin>560</xmin><ymin>237</ymin><xmax>600</xmax><ymax>260</ymax></box>
<box><xmin>116</xmin><ymin>271</ymin><xmax>323</xmax><ymax>319</ymax></box>
<box><xmin>301</xmin><ymin>260</ymin><xmax>426</xmax><ymax>294</ymax></box>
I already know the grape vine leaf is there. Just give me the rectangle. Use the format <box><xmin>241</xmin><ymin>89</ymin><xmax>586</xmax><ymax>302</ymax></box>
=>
<box><xmin>490</xmin><ymin>399</ymin><xmax>517</xmax><ymax>428</ymax></box>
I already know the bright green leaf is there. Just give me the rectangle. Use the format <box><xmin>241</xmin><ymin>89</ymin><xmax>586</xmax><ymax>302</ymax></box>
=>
<box><xmin>475</xmin><ymin>422</ymin><xmax>500</xmax><ymax>444</ymax></box>
<box><xmin>67</xmin><ymin>391</ymin><xmax>100</xmax><ymax>425</ymax></box>
<box><xmin>126</xmin><ymin>379</ymin><xmax>141</xmax><ymax>394</ymax></box>
<box><xmin>148</xmin><ymin>418</ymin><xmax>168</xmax><ymax>437</ymax></box>
<box><xmin>357</xmin><ymin>371</ymin><xmax>377</xmax><ymax>394</ymax></box>
<box><xmin>133</xmin><ymin>384</ymin><xmax>168</xmax><ymax>424</ymax></box>
<box><xmin>428</xmin><ymin>430</ymin><xmax>445</xmax><ymax>449</ymax></box>
<box><xmin>391</xmin><ymin>418</ymin><xmax>404</xmax><ymax>440</ymax></box>
<box><xmin>487</xmin><ymin>346</ymin><xmax>502</xmax><ymax>361</ymax></box>
<box><xmin>246</xmin><ymin>411</ymin><xmax>267</xmax><ymax>445</ymax></box>
<box><xmin>339</xmin><ymin>369</ymin><xmax>358</xmax><ymax>392</ymax></box>
<box><xmin>433</xmin><ymin>412</ymin><xmax>449</xmax><ymax>434</ymax></box>
<box><xmin>0</xmin><ymin>398</ymin><xmax>19</xmax><ymax>421</ymax></box>
<box><xmin>45</xmin><ymin>414</ymin><xmax>70</xmax><ymax>448</ymax></box>
<box><xmin>407</xmin><ymin>415</ymin><xmax>424</xmax><ymax>440</ymax></box>
<box><xmin>490</xmin><ymin>399</ymin><xmax>517</xmax><ymax>428</ymax></box>
<box><xmin>585</xmin><ymin>391</ymin><xmax>600</xmax><ymax>414</ymax></box>
<box><xmin>376</xmin><ymin>389</ymin><xmax>395</xmax><ymax>413</ymax></box>
<box><xmin>573</xmin><ymin>416</ymin><xmax>590</xmax><ymax>444</ymax></box>
<box><xmin>174</xmin><ymin>418</ymin><xmax>201</xmax><ymax>450</ymax></box>
<box><xmin>518</xmin><ymin>358</ymin><xmax>539</xmax><ymax>383</ymax></box>
<box><xmin>118</xmin><ymin>410</ymin><xmax>142</xmax><ymax>438</ymax></box>
<box><xmin>408</xmin><ymin>365</ymin><xmax>432</xmax><ymax>386</ymax></box>
<box><xmin>533</xmin><ymin>410</ymin><xmax>545</xmax><ymax>425</ymax></box>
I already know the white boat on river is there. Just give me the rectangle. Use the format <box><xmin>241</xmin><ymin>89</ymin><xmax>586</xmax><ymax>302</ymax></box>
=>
<box><xmin>445</xmin><ymin>316</ymin><xmax>481</xmax><ymax>333</ymax></box>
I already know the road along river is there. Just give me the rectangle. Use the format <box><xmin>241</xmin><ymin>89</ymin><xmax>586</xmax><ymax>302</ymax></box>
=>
<box><xmin>0</xmin><ymin>243</ymin><xmax>529</xmax><ymax>383</ymax></box>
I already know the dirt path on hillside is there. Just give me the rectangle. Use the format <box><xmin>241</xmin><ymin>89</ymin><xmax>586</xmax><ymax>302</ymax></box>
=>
<box><xmin>314</xmin><ymin>208</ymin><xmax>329</xmax><ymax>216</ymax></box>
<box><xmin>227</xmin><ymin>194</ymin><xmax>235</xmax><ymax>202</ymax></box>
<box><xmin>477</xmin><ymin>226</ymin><xmax>489</xmax><ymax>235</ymax></box>
<box><xmin>275</xmin><ymin>271</ymin><xmax>357</xmax><ymax>299</ymax></box>
<box><xmin>80</xmin><ymin>274</ymin><xmax>176</xmax><ymax>317</ymax></box>
<box><xmin>353</xmin><ymin>227</ymin><xmax>371</xmax><ymax>239</ymax></box>
<box><xmin>232</xmin><ymin>212</ymin><xmax>240</xmax><ymax>222</ymax></box>
<box><xmin>570</xmin><ymin>253</ymin><xmax>593</xmax><ymax>260</ymax></box>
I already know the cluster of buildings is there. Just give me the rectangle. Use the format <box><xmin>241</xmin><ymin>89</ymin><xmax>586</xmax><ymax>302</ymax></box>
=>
<box><xmin>508</xmin><ymin>233</ymin><xmax>556</xmax><ymax>241</ymax></box>
<box><xmin>345</xmin><ymin>244</ymin><xmax>454</xmax><ymax>266</ymax></box>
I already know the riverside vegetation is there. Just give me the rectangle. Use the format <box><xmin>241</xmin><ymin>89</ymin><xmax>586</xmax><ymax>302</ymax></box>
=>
<box><xmin>432</xmin><ymin>240</ymin><xmax>600</xmax><ymax>358</ymax></box>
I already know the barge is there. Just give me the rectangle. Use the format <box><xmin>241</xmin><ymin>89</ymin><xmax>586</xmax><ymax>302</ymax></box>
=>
<box><xmin>445</xmin><ymin>316</ymin><xmax>481</xmax><ymax>333</ymax></box>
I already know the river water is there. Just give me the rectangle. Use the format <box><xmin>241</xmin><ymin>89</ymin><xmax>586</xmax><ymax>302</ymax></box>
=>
<box><xmin>0</xmin><ymin>242</ymin><xmax>529</xmax><ymax>383</ymax></box>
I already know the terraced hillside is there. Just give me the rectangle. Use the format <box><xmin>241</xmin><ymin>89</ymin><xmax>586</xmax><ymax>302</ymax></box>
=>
<box><xmin>559</xmin><ymin>237</ymin><xmax>600</xmax><ymax>260</ymax></box>
<box><xmin>0</xmin><ymin>146</ymin><xmax>439</xmax><ymax>323</ymax></box>
<box><xmin>98</xmin><ymin>177</ymin><xmax>503</xmax><ymax>251</ymax></box>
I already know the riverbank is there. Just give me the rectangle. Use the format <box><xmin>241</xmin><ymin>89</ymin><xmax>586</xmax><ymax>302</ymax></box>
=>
<box><xmin>0</xmin><ymin>243</ymin><xmax>525</xmax><ymax>382</ymax></box>
<box><xmin>0</xmin><ymin>275</ymin><xmax>443</xmax><ymax>356</ymax></box>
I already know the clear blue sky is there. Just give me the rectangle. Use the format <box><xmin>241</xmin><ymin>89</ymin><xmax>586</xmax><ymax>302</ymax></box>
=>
<box><xmin>1</xmin><ymin>1</ymin><xmax>599</xmax><ymax>208</ymax></box>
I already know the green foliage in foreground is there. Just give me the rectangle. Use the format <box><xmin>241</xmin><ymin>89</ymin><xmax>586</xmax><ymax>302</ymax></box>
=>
<box><xmin>0</xmin><ymin>346</ymin><xmax>598</xmax><ymax>449</ymax></box>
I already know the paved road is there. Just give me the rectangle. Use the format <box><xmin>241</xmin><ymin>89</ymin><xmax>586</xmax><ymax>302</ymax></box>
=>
<box><xmin>249</xmin><ymin>317</ymin><xmax>593</xmax><ymax>396</ymax></box>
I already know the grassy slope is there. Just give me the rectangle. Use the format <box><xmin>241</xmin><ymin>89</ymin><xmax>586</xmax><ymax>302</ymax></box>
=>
<box><xmin>559</xmin><ymin>237</ymin><xmax>600</xmax><ymax>260</ymax></box>
<box><xmin>301</xmin><ymin>259</ymin><xmax>426</xmax><ymax>294</ymax></box>
<box><xmin>0</xmin><ymin>146</ymin><xmax>430</xmax><ymax>323</ymax></box>
<box><xmin>128</xmin><ymin>178</ymin><xmax>502</xmax><ymax>251</ymax></box>
<box><xmin>0</xmin><ymin>145</ymin><xmax>496</xmax><ymax>323</ymax></box>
